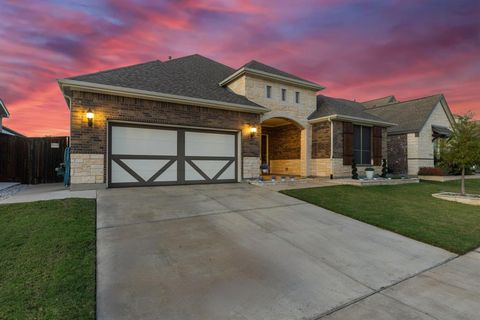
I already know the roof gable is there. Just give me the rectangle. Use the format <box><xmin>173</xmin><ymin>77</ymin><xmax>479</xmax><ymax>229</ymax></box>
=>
<box><xmin>365</xmin><ymin>94</ymin><xmax>446</xmax><ymax>134</ymax></box>
<box><xmin>219</xmin><ymin>59</ymin><xmax>324</xmax><ymax>91</ymax></box>
<box><xmin>362</xmin><ymin>95</ymin><xmax>397</xmax><ymax>108</ymax></box>
<box><xmin>62</xmin><ymin>54</ymin><xmax>267</xmax><ymax>111</ymax></box>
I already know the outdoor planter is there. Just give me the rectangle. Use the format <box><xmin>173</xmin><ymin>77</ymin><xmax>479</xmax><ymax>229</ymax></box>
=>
<box><xmin>365</xmin><ymin>168</ymin><xmax>375</xmax><ymax>180</ymax></box>
<box><xmin>260</xmin><ymin>164</ymin><xmax>269</xmax><ymax>174</ymax></box>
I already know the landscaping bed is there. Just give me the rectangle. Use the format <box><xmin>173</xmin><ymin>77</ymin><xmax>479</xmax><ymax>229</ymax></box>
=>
<box><xmin>281</xmin><ymin>180</ymin><xmax>480</xmax><ymax>254</ymax></box>
<box><xmin>0</xmin><ymin>198</ymin><xmax>96</xmax><ymax>319</ymax></box>
<box><xmin>433</xmin><ymin>192</ymin><xmax>480</xmax><ymax>206</ymax></box>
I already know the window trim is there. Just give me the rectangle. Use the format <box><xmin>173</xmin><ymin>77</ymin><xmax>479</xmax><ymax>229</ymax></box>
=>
<box><xmin>353</xmin><ymin>125</ymin><xmax>372</xmax><ymax>165</ymax></box>
<box><xmin>295</xmin><ymin>91</ymin><xmax>300</xmax><ymax>104</ymax></box>
<box><xmin>281</xmin><ymin>88</ymin><xmax>286</xmax><ymax>101</ymax></box>
<box><xmin>266</xmin><ymin>85</ymin><xmax>272</xmax><ymax>99</ymax></box>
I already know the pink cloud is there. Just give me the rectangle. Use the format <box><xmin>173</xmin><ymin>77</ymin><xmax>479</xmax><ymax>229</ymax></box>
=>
<box><xmin>1</xmin><ymin>0</ymin><xmax>479</xmax><ymax>136</ymax></box>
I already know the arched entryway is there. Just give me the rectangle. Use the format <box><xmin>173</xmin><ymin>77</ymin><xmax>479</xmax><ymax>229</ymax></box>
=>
<box><xmin>260</xmin><ymin>117</ymin><xmax>305</xmax><ymax>177</ymax></box>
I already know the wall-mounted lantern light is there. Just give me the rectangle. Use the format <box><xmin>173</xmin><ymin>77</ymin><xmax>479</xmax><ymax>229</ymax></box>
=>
<box><xmin>86</xmin><ymin>108</ymin><xmax>94</xmax><ymax>127</ymax></box>
<box><xmin>249</xmin><ymin>125</ymin><xmax>257</xmax><ymax>139</ymax></box>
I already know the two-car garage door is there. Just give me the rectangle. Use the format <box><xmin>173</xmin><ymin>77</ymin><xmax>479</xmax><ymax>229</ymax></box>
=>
<box><xmin>108</xmin><ymin>123</ymin><xmax>238</xmax><ymax>187</ymax></box>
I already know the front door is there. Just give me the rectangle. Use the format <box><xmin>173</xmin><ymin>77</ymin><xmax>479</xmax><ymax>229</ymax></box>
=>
<box><xmin>261</xmin><ymin>134</ymin><xmax>268</xmax><ymax>165</ymax></box>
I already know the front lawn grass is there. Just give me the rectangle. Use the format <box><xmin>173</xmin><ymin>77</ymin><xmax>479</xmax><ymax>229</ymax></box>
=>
<box><xmin>281</xmin><ymin>180</ymin><xmax>480</xmax><ymax>254</ymax></box>
<box><xmin>0</xmin><ymin>198</ymin><xmax>96</xmax><ymax>319</ymax></box>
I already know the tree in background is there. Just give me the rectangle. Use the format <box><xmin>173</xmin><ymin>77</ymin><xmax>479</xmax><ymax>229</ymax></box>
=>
<box><xmin>440</xmin><ymin>113</ymin><xmax>480</xmax><ymax>195</ymax></box>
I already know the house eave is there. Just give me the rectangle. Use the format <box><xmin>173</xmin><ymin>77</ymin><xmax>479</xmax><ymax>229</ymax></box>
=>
<box><xmin>308</xmin><ymin>114</ymin><xmax>396</xmax><ymax>127</ymax></box>
<box><xmin>219</xmin><ymin>67</ymin><xmax>325</xmax><ymax>91</ymax></box>
<box><xmin>57</xmin><ymin>79</ymin><xmax>270</xmax><ymax>114</ymax></box>
<box><xmin>0</xmin><ymin>99</ymin><xmax>10</xmax><ymax>118</ymax></box>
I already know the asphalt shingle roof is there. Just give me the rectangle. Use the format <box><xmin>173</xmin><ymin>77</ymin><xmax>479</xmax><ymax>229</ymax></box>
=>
<box><xmin>362</xmin><ymin>95</ymin><xmax>397</xmax><ymax>108</ymax></box>
<box><xmin>242</xmin><ymin>60</ymin><xmax>321</xmax><ymax>87</ymax></box>
<box><xmin>67</xmin><ymin>54</ymin><xmax>267</xmax><ymax>110</ymax></box>
<box><xmin>365</xmin><ymin>94</ymin><xmax>444</xmax><ymax>134</ymax></box>
<box><xmin>308</xmin><ymin>95</ymin><xmax>390</xmax><ymax>124</ymax></box>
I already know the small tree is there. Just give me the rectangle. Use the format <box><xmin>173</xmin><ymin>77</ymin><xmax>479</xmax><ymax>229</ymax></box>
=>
<box><xmin>351</xmin><ymin>160</ymin><xmax>359</xmax><ymax>180</ymax></box>
<box><xmin>440</xmin><ymin>113</ymin><xmax>480</xmax><ymax>195</ymax></box>
<box><xmin>381</xmin><ymin>159</ymin><xmax>388</xmax><ymax>178</ymax></box>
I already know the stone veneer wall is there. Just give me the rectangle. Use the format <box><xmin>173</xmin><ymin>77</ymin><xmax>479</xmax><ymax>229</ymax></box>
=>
<box><xmin>243</xmin><ymin>157</ymin><xmax>260</xmax><ymax>178</ymax></box>
<box><xmin>406</xmin><ymin>102</ymin><xmax>452</xmax><ymax>176</ymax></box>
<box><xmin>387</xmin><ymin>134</ymin><xmax>408</xmax><ymax>174</ymax></box>
<box><xmin>70</xmin><ymin>91</ymin><xmax>261</xmax><ymax>185</ymax></box>
<box><xmin>70</xmin><ymin>154</ymin><xmax>104</xmax><ymax>184</ymax></box>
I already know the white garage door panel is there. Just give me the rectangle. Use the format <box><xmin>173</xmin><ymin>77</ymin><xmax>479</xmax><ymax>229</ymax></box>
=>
<box><xmin>217</xmin><ymin>162</ymin><xmax>235</xmax><ymax>180</ymax></box>
<box><xmin>111</xmin><ymin>161</ymin><xmax>137</xmax><ymax>183</ymax></box>
<box><xmin>190</xmin><ymin>160</ymin><xmax>233</xmax><ymax>180</ymax></box>
<box><xmin>185</xmin><ymin>132</ymin><xmax>235</xmax><ymax>157</ymax></box>
<box><xmin>109</xmin><ymin>124</ymin><xmax>237</xmax><ymax>187</ymax></box>
<box><xmin>122</xmin><ymin>159</ymin><xmax>174</xmax><ymax>181</ymax></box>
<box><xmin>112</xmin><ymin>126</ymin><xmax>177</xmax><ymax>155</ymax></box>
<box><xmin>154</xmin><ymin>162</ymin><xmax>177</xmax><ymax>182</ymax></box>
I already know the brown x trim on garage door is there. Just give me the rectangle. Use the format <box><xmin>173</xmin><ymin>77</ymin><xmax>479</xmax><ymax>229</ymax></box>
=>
<box><xmin>108</xmin><ymin>122</ymin><xmax>238</xmax><ymax>188</ymax></box>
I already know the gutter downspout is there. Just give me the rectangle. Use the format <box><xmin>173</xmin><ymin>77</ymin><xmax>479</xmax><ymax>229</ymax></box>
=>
<box><xmin>329</xmin><ymin>117</ymin><xmax>334</xmax><ymax>178</ymax></box>
<box><xmin>63</xmin><ymin>94</ymin><xmax>72</xmax><ymax>148</ymax></box>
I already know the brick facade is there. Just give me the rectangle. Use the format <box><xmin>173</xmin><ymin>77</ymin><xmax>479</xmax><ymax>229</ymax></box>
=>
<box><xmin>387</xmin><ymin>134</ymin><xmax>408</xmax><ymax>174</ymax></box>
<box><xmin>332</xmin><ymin>121</ymin><xmax>344</xmax><ymax>158</ymax></box>
<box><xmin>70</xmin><ymin>91</ymin><xmax>261</xmax><ymax>183</ymax></box>
<box><xmin>311</xmin><ymin>121</ymin><xmax>330</xmax><ymax>158</ymax></box>
<box><xmin>71</xmin><ymin>91</ymin><xmax>260</xmax><ymax>155</ymax></box>
<box><xmin>261</xmin><ymin>124</ymin><xmax>301</xmax><ymax>160</ymax></box>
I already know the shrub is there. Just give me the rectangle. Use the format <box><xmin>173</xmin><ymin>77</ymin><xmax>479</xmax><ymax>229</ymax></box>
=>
<box><xmin>351</xmin><ymin>160</ymin><xmax>358</xmax><ymax>180</ymax></box>
<box><xmin>381</xmin><ymin>159</ymin><xmax>388</xmax><ymax>178</ymax></box>
<box><xmin>418</xmin><ymin>167</ymin><xmax>445</xmax><ymax>176</ymax></box>
<box><xmin>365</xmin><ymin>167</ymin><xmax>375</xmax><ymax>172</ymax></box>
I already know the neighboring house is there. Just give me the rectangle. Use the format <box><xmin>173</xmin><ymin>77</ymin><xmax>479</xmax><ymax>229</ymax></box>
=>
<box><xmin>1</xmin><ymin>126</ymin><xmax>25</xmax><ymax>137</ymax></box>
<box><xmin>0</xmin><ymin>99</ymin><xmax>25</xmax><ymax>137</ymax></box>
<box><xmin>58</xmin><ymin>54</ymin><xmax>393</xmax><ymax>188</ymax></box>
<box><xmin>0</xmin><ymin>99</ymin><xmax>10</xmax><ymax>131</ymax></box>
<box><xmin>364</xmin><ymin>94</ymin><xmax>455</xmax><ymax>175</ymax></box>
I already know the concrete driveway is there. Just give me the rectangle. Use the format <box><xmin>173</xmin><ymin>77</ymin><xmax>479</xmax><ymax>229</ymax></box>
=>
<box><xmin>97</xmin><ymin>183</ymin><xmax>455</xmax><ymax>320</ymax></box>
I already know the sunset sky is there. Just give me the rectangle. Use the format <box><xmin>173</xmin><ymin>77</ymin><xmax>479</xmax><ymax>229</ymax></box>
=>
<box><xmin>1</xmin><ymin>0</ymin><xmax>479</xmax><ymax>136</ymax></box>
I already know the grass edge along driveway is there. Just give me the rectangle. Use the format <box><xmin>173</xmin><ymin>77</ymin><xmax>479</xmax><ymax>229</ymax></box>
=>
<box><xmin>0</xmin><ymin>198</ymin><xmax>96</xmax><ymax>320</ymax></box>
<box><xmin>281</xmin><ymin>180</ymin><xmax>480</xmax><ymax>255</ymax></box>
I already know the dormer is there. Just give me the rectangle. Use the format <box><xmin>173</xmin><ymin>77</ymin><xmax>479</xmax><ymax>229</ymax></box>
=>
<box><xmin>220</xmin><ymin>60</ymin><xmax>324</xmax><ymax>116</ymax></box>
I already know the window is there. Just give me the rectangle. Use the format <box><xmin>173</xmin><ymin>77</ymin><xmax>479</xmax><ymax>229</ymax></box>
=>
<box><xmin>281</xmin><ymin>89</ymin><xmax>286</xmax><ymax>101</ymax></box>
<box><xmin>353</xmin><ymin>125</ymin><xmax>371</xmax><ymax>164</ymax></box>
<box><xmin>266</xmin><ymin>85</ymin><xmax>272</xmax><ymax>98</ymax></box>
<box><xmin>295</xmin><ymin>91</ymin><xmax>300</xmax><ymax>103</ymax></box>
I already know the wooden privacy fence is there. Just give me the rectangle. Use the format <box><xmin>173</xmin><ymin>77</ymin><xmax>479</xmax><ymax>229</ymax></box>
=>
<box><xmin>0</xmin><ymin>134</ymin><xmax>68</xmax><ymax>184</ymax></box>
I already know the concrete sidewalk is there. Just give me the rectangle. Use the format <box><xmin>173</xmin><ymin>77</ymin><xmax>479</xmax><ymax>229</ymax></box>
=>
<box><xmin>0</xmin><ymin>183</ymin><xmax>96</xmax><ymax>204</ymax></box>
<box><xmin>323</xmin><ymin>249</ymin><xmax>480</xmax><ymax>319</ymax></box>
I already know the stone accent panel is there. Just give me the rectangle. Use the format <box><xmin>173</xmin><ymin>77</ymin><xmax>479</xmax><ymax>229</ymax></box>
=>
<box><xmin>331</xmin><ymin>159</ymin><xmax>382</xmax><ymax>178</ymax></box>
<box><xmin>243</xmin><ymin>157</ymin><xmax>260</xmax><ymax>179</ymax></box>
<box><xmin>71</xmin><ymin>153</ymin><xmax>104</xmax><ymax>184</ymax></box>
<box><xmin>269</xmin><ymin>159</ymin><xmax>301</xmax><ymax>175</ymax></box>
<box><xmin>387</xmin><ymin>134</ymin><xmax>408</xmax><ymax>174</ymax></box>
<box><xmin>311</xmin><ymin>121</ymin><xmax>330</xmax><ymax>158</ymax></box>
<box><xmin>311</xmin><ymin>158</ymin><xmax>332</xmax><ymax>177</ymax></box>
